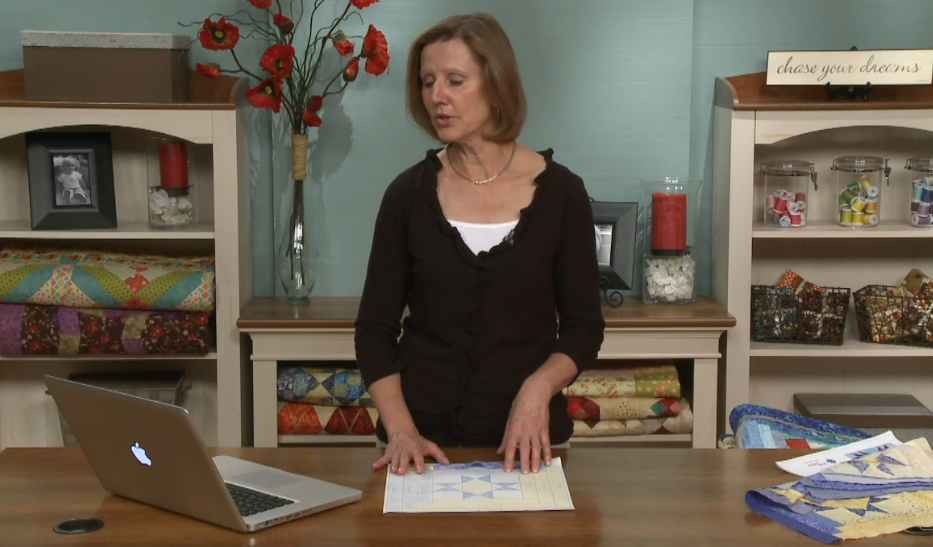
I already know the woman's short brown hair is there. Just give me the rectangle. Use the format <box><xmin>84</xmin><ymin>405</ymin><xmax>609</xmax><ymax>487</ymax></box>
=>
<box><xmin>405</xmin><ymin>12</ymin><xmax>527</xmax><ymax>143</ymax></box>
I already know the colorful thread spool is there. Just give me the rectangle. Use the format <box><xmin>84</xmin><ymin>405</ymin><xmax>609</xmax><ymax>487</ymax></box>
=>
<box><xmin>789</xmin><ymin>212</ymin><xmax>802</xmax><ymax>226</ymax></box>
<box><xmin>866</xmin><ymin>186</ymin><xmax>880</xmax><ymax>199</ymax></box>
<box><xmin>850</xmin><ymin>191</ymin><xmax>869</xmax><ymax>212</ymax></box>
<box><xmin>864</xmin><ymin>213</ymin><xmax>879</xmax><ymax>226</ymax></box>
<box><xmin>778</xmin><ymin>214</ymin><xmax>791</xmax><ymax>228</ymax></box>
<box><xmin>912</xmin><ymin>213</ymin><xmax>933</xmax><ymax>226</ymax></box>
<box><xmin>840</xmin><ymin>205</ymin><xmax>853</xmax><ymax>225</ymax></box>
<box><xmin>795</xmin><ymin>192</ymin><xmax>807</xmax><ymax>203</ymax></box>
<box><xmin>913</xmin><ymin>182</ymin><xmax>927</xmax><ymax>201</ymax></box>
<box><xmin>912</xmin><ymin>200</ymin><xmax>921</xmax><ymax>213</ymax></box>
<box><xmin>919</xmin><ymin>202</ymin><xmax>932</xmax><ymax>216</ymax></box>
<box><xmin>923</xmin><ymin>187</ymin><xmax>933</xmax><ymax>204</ymax></box>
<box><xmin>864</xmin><ymin>199</ymin><xmax>878</xmax><ymax>214</ymax></box>
<box><xmin>857</xmin><ymin>175</ymin><xmax>874</xmax><ymax>190</ymax></box>
<box><xmin>774</xmin><ymin>192</ymin><xmax>789</xmax><ymax>212</ymax></box>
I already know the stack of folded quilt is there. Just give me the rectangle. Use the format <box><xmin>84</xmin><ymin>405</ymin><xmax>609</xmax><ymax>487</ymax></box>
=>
<box><xmin>0</xmin><ymin>246</ymin><xmax>215</xmax><ymax>356</ymax></box>
<box><xmin>276</xmin><ymin>365</ymin><xmax>378</xmax><ymax>436</ymax></box>
<box><xmin>564</xmin><ymin>362</ymin><xmax>694</xmax><ymax>437</ymax></box>
<box><xmin>747</xmin><ymin>437</ymin><xmax>933</xmax><ymax>543</ymax></box>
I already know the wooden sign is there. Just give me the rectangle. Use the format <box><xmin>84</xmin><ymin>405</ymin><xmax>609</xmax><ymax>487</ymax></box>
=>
<box><xmin>766</xmin><ymin>49</ymin><xmax>933</xmax><ymax>86</ymax></box>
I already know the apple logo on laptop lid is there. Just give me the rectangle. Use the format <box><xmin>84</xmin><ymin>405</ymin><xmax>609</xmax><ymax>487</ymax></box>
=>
<box><xmin>131</xmin><ymin>442</ymin><xmax>152</xmax><ymax>466</ymax></box>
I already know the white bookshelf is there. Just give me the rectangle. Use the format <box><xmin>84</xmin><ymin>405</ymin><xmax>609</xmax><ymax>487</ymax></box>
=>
<box><xmin>0</xmin><ymin>69</ymin><xmax>252</xmax><ymax>450</ymax></box>
<box><xmin>713</xmin><ymin>72</ymin><xmax>933</xmax><ymax>430</ymax></box>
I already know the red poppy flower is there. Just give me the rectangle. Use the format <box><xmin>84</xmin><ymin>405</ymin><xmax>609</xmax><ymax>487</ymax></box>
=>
<box><xmin>246</xmin><ymin>77</ymin><xmax>283</xmax><ymax>113</ymax></box>
<box><xmin>259</xmin><ymin>44</ymin><xmax>295</xmax><ymax>79</ymax></box>
<box><xmin>332</xmin><ymin>31</ymin><xmax>355</xmax><ymax>57</ymax></box>
<box><xmin>343</xmin><ymin>57</ymin><xmax>360</xmax><ymax>82</ymax></box>
<box><xmin>199</xmin><ymin>17</ymin><xmax>240</xmax><ymax>51</ymax></box>
<box><xmin>195</xmin><ymin>63</ymin><xmax>221</xmax><ymax>78</ymax></box>
<box><xmin>350</xmin><ymin>0</ymin><xmax>379</xmax><ymax>8</ymax></box>
<box><xmin>274</xmin><ymin>13</ymin><xmax>295</xmax><ymax>34</ymax></box>
<box><xmin>248</xmin><ymin>0</ymin><xmax>272</xmax><ymax>8</ymax></box>
<box><xmin>307</xmin><ymin>95</ymin><xmax>323</xmax><ymax>112</ymax></box>
<box><xmin>361</xmin><ymin>24</ymin><xmax>389</xmax><ymax>76</ymax></box>
<box><xmin>303</xmin><ymin>110</ymin><xmax>323</xmax><ymax>127</ymax></box>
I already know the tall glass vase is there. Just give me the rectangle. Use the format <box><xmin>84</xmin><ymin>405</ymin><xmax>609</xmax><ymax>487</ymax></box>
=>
<box><xmin>276</xmin><ymin>134</ymin><xmax>315</xmax><ymax>304</ymax></box>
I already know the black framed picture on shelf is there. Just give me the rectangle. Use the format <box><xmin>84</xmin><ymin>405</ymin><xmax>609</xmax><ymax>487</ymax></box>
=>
<box><xmin>590</xmin><ymin>200</ymin><xmax>638</xmax><ymax>305</ymax></box>
<box><xmin>25</xmin><ymin>131</ymin><xmax>117</xmax><ymax>230</ymax></box>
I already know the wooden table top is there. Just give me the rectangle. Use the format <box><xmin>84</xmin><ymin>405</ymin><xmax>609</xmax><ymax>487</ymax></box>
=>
<box><xmin>237</xmin><ymin>296</ymin><xmax>736</xmax><ymax>330</ymax></box>
<box><xmin>0</xmin><ymin>446</ymin><xmax>924</xmax><ymax>546</ymax></box>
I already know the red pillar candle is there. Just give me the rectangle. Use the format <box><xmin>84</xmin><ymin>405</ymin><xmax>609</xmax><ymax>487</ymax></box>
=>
<box><xmin>651</xmin><ymin>192</ymin><xmax>687</xmax><ymax>252</ymax></box>
<box><xmin>158</xmin><ymin>141</ymin><xmax>188</xmax><ymax>189</ymax></box>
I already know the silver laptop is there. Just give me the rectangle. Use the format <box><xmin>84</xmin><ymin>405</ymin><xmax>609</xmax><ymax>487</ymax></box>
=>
<box><xmin>44</xmin><ymin>374</ymin><xmax>362</xmax><ymax>533</ymax></box>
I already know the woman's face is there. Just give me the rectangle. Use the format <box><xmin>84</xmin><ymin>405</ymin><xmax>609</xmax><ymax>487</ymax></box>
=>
<box><xmin>420</xmin><ymin>38</ymin><xmax>493</xmax><ymax>144</ymax></box>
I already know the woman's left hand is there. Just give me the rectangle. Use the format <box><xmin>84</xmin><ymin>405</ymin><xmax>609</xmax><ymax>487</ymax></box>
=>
<box><xmin>498</xmin><ymin>380</ymin><xmax>551</xmax><ymax>474</ymax></box>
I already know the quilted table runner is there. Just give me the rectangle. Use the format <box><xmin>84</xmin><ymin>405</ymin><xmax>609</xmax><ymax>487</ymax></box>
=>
<box><xmin>562</xmin><ymin>364</ymin><xmax>681</xmax><ymax>398</ymax></box>
<box><xmin>747</xmin><ymin>438</ymin><xmax>933</xmax><ymax>543</ymax></box>
<box><xmin>277</xmin><ymin>401</ymin><xmax>378</xmax><ymax>435</ymax></box>
<box><xmin>571</xmin><ymin>399</ymin><xmax>694</xmax><ymax>437</ymax></box>
<box><xmin>277</xmin><ymin>366</ymin><xmax>373</xmax><ymax>407</ymax></box>
<box><xmin>567</xmin><ymin>396</ymin><xmax>681</xmax><ymax>420</ymax></box>
<box><xmin>0</xmin><ymin>247</ymin><xmax>215</xmax><ymax>312</ymax></box>
<box><xmin>0</xmin><ymin>303</ymin><xmax>213</xmax><ymax>356</ymax></box>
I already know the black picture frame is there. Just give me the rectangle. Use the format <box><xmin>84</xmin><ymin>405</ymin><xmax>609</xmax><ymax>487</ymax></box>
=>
<box><xmin>25</xmin><ymin>131</ymin><xmax>117</xmax><ymax>230</ymax></box>
<box><xmin>590</xmin><ymin>200</ymin><xmax>638</xmax><ymax>306</ymax></box>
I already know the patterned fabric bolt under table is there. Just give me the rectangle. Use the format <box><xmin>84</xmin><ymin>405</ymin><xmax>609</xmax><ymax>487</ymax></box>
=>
<box><xmin>747</xmin><ymin>438</ymin><xmax>933</xmax><ymax>543</ymax></box>
<box><xmin>277</xmin><ymin>366</ymin><xmax>373</xmax><ymax>407</ymax></box>
<box><xmin>277</xmin><ymin>402</ymin><xmax>379</xmax><ymax>435</ymax></box>
<box><xmin>562</xmin><ymin>364</ymin><xmax>681</xmax><ymax>398</ymax></box>
<box><xmin>567</xmin><ymin>396</ymin><xmax>681</xmax><ymax>420</ymax></box>
<box><xmin>722</xmin><ymin>404</ymin><xmax>871</xmax><ymax>449</ymax></box>
<box><xmin>571</xmin><ymin>399</ymin><xmax>694</xmax><ymax>437</ymax></box>
<box><xmin>0</xmin><ymin>247</ymin><xmax>215</xmax><ymax>312</ymax></box>
<box><xmin>0</xmin><ymin>303</ymin><xmax>213</xmax><ymax>356</ymax></box>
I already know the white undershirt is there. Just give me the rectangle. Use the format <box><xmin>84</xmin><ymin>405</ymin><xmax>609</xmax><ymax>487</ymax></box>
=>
<box><xmin>447</xmin><ymin>219</ymin><xmax>519</xmax><ymax>255</ymax></box>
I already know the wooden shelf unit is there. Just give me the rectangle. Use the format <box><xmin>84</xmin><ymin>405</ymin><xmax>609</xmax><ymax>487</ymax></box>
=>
<box><xmin>238</xmin><ymin>296</ymin><xmax>735</xmax><ymax>449</ymax></box>
<box><xmin>713</xmin><ymin>71</ymin><xmax>933</xmax><ymax>429</ymax></box>
<box><xmin>0</xmin><ymin>69</ymin><xmax>252</xmax><ymax>450</ymax></box>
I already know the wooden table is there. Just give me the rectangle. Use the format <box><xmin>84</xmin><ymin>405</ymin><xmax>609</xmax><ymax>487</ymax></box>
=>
<box><xmin>238</xmin><ymin>297</ymin><xmax>735</xmax><ymax>449</ymax></box>
<box><xmin>1</xmin><ymin>446</ymin><xmax>928</xmax><ymax>546</ymax></box>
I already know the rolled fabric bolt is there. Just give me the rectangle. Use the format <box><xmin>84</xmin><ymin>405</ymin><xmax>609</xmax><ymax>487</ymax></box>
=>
<box><xmin>787</xmin><ymin>202</ymin><xmax>800</xmax><ymax>214</ymax></box>
<box><xmin>795</xmin><ymin>192</ymin><xmax>806</xmax><ymax>203</ymax></box>
<box><xmin>919</xmin><ymin>202</ymin><xmax>932</xmax><ymax>216</ymax></box>
<box><xmin>923</xmin><ymin>186</ymin><xmax>933</xmax><ymax>203</ymax></box>
<box><xmin>864</xmin><ymin>199</ymin><xmax>878</xmax><ymax>214</ymax></box>
<box><xmin>857</xmin><ymin>175</ymin><xmax>874</xmax><ymax>190</ymax></box>
<box><xmin>789</xmin><ymin>212</ymin><xmax>802</xmax><ymax>226</ymax></box>
<box><xmin>912</xmin><ymin>200</ymin><xmax>922</xmax><ymax>213</ymax></box>
<box><xmin>914</xmin><ymin>182</ymin><xmax>927</xmax><ymax>202</ymax></box>
<box><xmin>866</xmin><ymin>186</ymin><xmax>880</xmax><ymax>199</ymax></box>
<box><xmin>840</xmin><ymin>207</ymin><xmax>854</xmax><ymax>224</ymax></box>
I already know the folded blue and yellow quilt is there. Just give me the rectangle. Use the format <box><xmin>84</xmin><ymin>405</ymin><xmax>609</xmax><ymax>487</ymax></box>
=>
<box><xmin>747</xmin><ymin>438</ymin><xmax>933</xmax><ymax>543</ymax></box>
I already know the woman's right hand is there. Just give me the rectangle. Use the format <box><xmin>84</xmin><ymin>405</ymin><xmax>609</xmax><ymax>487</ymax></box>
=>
<box><xmin>374</xmin><ymin>428</ymin><xmax>450</xmax><ymax>475</ymax></box>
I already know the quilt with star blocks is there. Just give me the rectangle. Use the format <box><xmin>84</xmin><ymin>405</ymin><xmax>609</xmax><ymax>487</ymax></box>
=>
<box><xmin>746</xmin><ymin>438</ymin><xmax>933</xmax><ymax>543</ymax></box>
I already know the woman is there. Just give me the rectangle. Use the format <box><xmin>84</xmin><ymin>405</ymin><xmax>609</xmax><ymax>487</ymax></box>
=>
<box><xmin>355</xmin><ymin>12</ymin><xmax>604</xmax><ymax>477</ymax></box>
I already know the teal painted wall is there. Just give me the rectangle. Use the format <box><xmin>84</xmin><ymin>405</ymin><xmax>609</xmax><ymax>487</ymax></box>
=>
<box><xmin>3</xmin><ymin>1</ymin><xmax>933</xmax><ymax>298</ymax></box>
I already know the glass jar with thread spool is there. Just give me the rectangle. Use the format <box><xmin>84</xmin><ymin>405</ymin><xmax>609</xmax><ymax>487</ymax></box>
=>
<box><xmin>905</xmin><ymin>157</ymin><xmax>933</xmax><ymax>228</ymax></box>
<box><xmin>832</xmin><ymin>156</ymin><xmax>889</xmax><ymax>228</ymax></box>
<box><xmin>760</xmin><ymin>160</ymin><xmax>817</xmax><ymax>229</ymax></box>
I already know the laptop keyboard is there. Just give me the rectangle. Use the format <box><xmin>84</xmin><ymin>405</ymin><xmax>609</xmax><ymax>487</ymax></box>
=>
<box><xmin>225</xmin><ymin>482</ymin><xmax>295</xmax><ymax>517</ymax></box>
